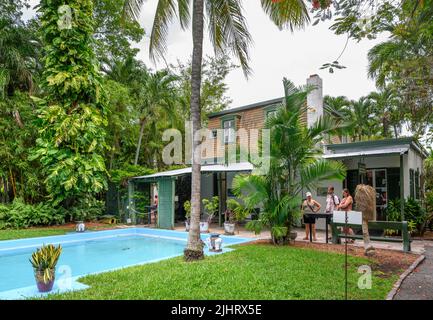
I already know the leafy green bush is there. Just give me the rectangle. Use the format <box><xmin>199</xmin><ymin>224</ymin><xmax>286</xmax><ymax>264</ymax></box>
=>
<box><xmin>426</xmin><ymin>191</ymin><xmax>433</xmax><ymax>231</ymax></box>
<box><xmin>68</xmin><ymin>196</ymin><xmax>104</xmax><ymax>222</ymax></box>
<box><xmin>0</xmin><ymin>198</ymin><xmax>65</xmax><ymax>229</ymax></box>
<box><xmin>385</xmin><ymin>198</ymin><xmax>429</xmax><ymax>235</ymax></box>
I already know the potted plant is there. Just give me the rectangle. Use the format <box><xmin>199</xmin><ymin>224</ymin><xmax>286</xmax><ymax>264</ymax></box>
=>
<box><xmin>29</xmin><ymin>244</ymin><xmax>62</xmax><ymax>293</ymax></box>
<box><xmin>224</xmin><ymin>199</ymin><xmax>250</xmax><ymax>235</ymax></box>
<box><xmin>201</xmin><ymin>196</ymin><xmax>219</xmax><ymax>233</ymax></box>
<box><xmin>184</xmin><ymin>200</ymin><xmax>191</xmax><ymax>231</ymax></box>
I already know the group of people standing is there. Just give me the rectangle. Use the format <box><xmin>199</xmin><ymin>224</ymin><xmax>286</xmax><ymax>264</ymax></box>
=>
<box><xmin>301</xmin><ymin>186</ymin><xmax>353</xmax><ymax>241</ymax></box>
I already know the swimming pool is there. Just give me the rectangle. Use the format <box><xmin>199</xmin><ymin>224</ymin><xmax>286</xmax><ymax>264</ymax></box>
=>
<box><xmin>0</xmin><ymin>228</ymin><xmax>254</xmax><ymax>299</ymax></box>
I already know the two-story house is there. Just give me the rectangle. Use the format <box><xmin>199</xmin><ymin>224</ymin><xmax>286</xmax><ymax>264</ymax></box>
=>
<box><xmin>129</xmin><ymin>75</ymin><xmax>427</xmax><ymax>229</ymax></box>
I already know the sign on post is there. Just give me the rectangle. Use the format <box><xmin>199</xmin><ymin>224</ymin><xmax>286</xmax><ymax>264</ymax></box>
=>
<box><xmin>358</xmin><ymin>162</ymin><xmax>366</xmax><ymax>174</ymax></box>
<box><xmin>333</xmin><ymin>211</ymin><xmax>363</xmax><ymax>225</ymax></box>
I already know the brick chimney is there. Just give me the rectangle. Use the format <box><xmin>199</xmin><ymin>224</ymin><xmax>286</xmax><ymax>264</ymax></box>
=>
<box><xmin>306</xmin><ymin>74</ymin><xmax>323</xmax><ymax>128</ymax></box>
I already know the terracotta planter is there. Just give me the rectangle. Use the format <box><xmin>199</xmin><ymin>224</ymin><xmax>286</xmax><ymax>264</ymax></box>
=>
<box><xmin>224</xmin><ymin>222</ymin><xmax>235</xmax><ymax>235</ymax></box>
<box><xmin>200</xmin><ymin>222</ymin><xmax>209</xmax><ymax>233</ymax></box>
<box><xmin>35</xmin><ymin>269</ymin><xmax>55</xmax><ymax>293</ymax></box>
<box><xmin>185</xmin><ymin>221</ymin><xmax>209</xmax><ymax>232</ymax></box>
<box><xmin>289</xmin><ymin>230</ymin><xmax>297</xmax><ymax>244</ymax></box>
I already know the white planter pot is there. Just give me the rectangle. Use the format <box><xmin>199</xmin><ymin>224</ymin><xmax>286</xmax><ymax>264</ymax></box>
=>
<box><xmin>224</xmin><ymin>222</ymin><xmax>235</xmax><ymax>235</ymax></box>
<box><xmin>200</xmin><ymin>221</ymin><xmax>209</xmax><ymax>233</ymax></box>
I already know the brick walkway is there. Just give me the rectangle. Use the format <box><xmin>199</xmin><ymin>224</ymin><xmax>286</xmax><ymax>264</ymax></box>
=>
<box><xmin>394</xmin><ymin>245</ymin><xmax>433</xmax><ymax>300</ymax></box>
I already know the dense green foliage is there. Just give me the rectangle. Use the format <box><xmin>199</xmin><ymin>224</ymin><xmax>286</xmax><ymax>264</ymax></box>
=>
<box><xmin>315</xmin><ymin>0</ymin><xmax>433</xmax><ymax>141</ymax></box>
<box><xmin>32</xmin><ymin>0</ymin><xmax>109</xmax><ymax>206</ymax></box>
<box><xmin>0</xmin><ymin>1</ymin><xmax>234</xmax><ymax>222</ymax></box>
<box><xmin>385</xmin><ymin>198</ymin><xmax>431</xmax><ymax>235</ymax></box>
<box><xmin>43</xmin><ymin>244</ymin><xmax>397</xmax><ymax>300</ymax></box>
<box><xmin>0</xmin><ymin>198</ymin><xmax>65</xmax><ymax>229</ymax></box>
<box><xmin>324</xmin><ymin>87</ymin><xmax>403</xmax><ymax>141</ymax></box>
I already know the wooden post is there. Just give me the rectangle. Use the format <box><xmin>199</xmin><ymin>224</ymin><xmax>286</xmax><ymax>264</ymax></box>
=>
<box><xmin>400</xmin><ymin>154</ymin><xmax>405</xmax><ymax>221</ymax></box>
<box><xmin>128</xmin><ymin>180</ymin><xmax>136</xmax><ymax>224</ymax></box>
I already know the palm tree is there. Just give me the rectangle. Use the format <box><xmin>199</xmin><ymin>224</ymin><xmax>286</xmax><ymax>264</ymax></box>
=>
<box><xmin>134</xmin><ymin>70</ymin><xmax>178</xmax><ymax>166</ymax></box>
<box><xmin>367</xmin><ymin>88</ymin><xmax>401</xmax><ymax>139</ymax></box>
<box><xmin>324</xmin><ymin>95</ymin><xmax>352</xmax><ymax>142</ymax></box>
<box><xmin>367</xmin><ymin>2</ymin><xmax>433</xmax><ymax>138</ymax></box>
<box><xmin>0</xmin><ymin>16</ymin><xmax>40</xmax><ymax>128</ymax></box>
<box><xmin>233</xmin><ymin>79</ymin><xmax>346</xmax><ymax>244</ymax></box>
<box><xmin>347</xmin><ymin>97</ymin><xmax>376</xmax><ymax>141</ymax></box>
<box><xmin>123</xmin><ymin>0</ymin><xmax>310</xmax><ymax>260</ymax></box>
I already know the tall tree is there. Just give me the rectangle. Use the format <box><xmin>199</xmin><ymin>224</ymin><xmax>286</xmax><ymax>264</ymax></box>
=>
<box><xmin>347</xmin><ymin>97</ymin><xmax>376</xmax><ymax>141</ymax></box>
<box><xmin>32</xmin><ymin>0</ymin><xmax>108</xmax><ymax>206</ymax></box>
<box><xmin>171</xmin><ymin>54</ymin><xmax>237</xmax><ymax>120</ymax></box>
<box><xmin>367</xmin><ymin>88</ymin><xmax>401</xmax><ymax>139</ymax></box>
<box><xmin>93</xmin><ymin>0</ymin><xmax>145</xmax><ymax>74</ymax></box>
<box><xmin>0</xmin><ymin>0</ymin><xmax>43</xmax><ymax>204</ymax></box>
<box><xmin>133</xmin><ymin>69</ymin><xmax>178</xmax><ymax>166</ymax></box>
<box><xmin>124</xmin><ymin>0</ymin><xmax>310</xmax><ymax>260</ymax></box>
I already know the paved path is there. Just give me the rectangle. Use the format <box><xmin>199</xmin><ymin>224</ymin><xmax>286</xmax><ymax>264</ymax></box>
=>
<box><xmin>394</xmin><ymin>244</ymin><xmax>433</xmax><ymax>300</ymax></box>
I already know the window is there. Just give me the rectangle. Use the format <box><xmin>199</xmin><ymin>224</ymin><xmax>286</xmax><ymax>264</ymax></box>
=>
<box><xmin>223</xmin><ymin>119</ymin><xmax>235</xmax><ymax>144</ymax></box>
<box><xmin>266</xmin><ymin>109</ymin><xmax>277</xmax><ymax>119</ymax></box>
<box><xmin>409</xmin><ymin>169</ymin><xmax>415</xmax><ymax>199</ymax></box>
<box><xmin>264</xmin><ymin>105</ymin><xmax>278</xmax><ymax>120</ymax></box>
<box><xmin>415</xmin><ymin>169</ymin><xmax>420</xmax><ymax>199</ymax></box>
<box><xmin>210</xmin><ymin>129</ymin><xmax>217</xmax><ymax>139</ymax></box>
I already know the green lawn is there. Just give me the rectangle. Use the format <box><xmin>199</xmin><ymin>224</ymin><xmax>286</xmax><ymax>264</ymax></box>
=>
<box><xmin>0</xmin><ymin>228</ymin><xmax>71</xmax><ymax>241</ymax></box>
<box><xmin>44</xmin><ymin>244</ymin><xmax>397</xmax><ymax>300</ymax></box>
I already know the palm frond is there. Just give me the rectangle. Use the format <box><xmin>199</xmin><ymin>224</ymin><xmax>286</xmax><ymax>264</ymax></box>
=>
<box><xmin>178</xmin><ymin>0</ymin><xmax>192</xmax><ymax>29</ymax></box>
<box><xmin>260</xmin><ymin>0</ymin><xmax>310</xmax><ymax>31</ymax></box>
<box><xmin>205</xmin><ymin>0</ymin><xmax>252</xmax><ymax>77</ymax></box>
<box><xmin>299</xmin><ymin>159</ymin><xmax>346</xmax><ymax>193</ymax></box>
<box><xmin>123</xmin><ymin>0</ymin><xmax>146</xmax><ymax>21</ymax></box>
<box><xmin>149</xmin><ymin>0</ymin><xmax>178</xmax><ymax>62</ymax></box>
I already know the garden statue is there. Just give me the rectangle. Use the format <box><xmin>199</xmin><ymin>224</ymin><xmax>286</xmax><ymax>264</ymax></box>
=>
<box><xmin>355</xmin><ymin>184</ymin><xmax>376</xmax><ymax>256</ymax></box>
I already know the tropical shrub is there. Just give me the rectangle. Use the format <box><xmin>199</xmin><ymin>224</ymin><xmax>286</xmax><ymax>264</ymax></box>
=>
<box><xmin>0</xmin><ymin>198</ymin><xmax>65</xmax><ymax>229</ymax></box>
<box><xmin>426</xmin><ymin>191</ymin><xmax>433</xmax><ymax>230</ymax></box>
<box><xmin>202</xmin><ymin>196</ymin><xmax>219</xmax><ymax>224</ymax></box>
<box><xmin>68</xmin><ymin>196</ymin><xmax>104</xmax><ymax>222</ymax></box>
<box><xmin>226</xmin><ymin>198</ymin><xmax>251</xmax><ymax>224</ymax></box>
<box><xmin>385</xmin><ymin>198</ymin><xmax>430</xmax><ymax>235</ymax></box>
<box><xmin>184</xmin><ymin>200</ymin><xmax>191</xmax><ymax>221</ymax></box>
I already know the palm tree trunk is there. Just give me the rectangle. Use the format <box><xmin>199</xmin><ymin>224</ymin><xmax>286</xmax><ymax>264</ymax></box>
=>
<box><xmin>393</xmin><ymin>124</ymin><xmax>399</xmax><ymax>138</ymax></box>
<box><xmin>184</xmin><ymin>0</ymin><xmax>204</xmax><ymax>261</ymax></box>
<box><xmin>13</xmin><ymin>110</ymin><xmax>24</xmax><ymax>128</ymax></box>
<box><xmin>134</xmin><ymin>119</ymin><xmax>145</xmax><ymax>165</ymax></box>
<box><xmin>109</xmin><ymin>132</ymin><xmax>118</xmax><ymax>170</ymax></box>
<box><xmin>361</xmin><ymin>217</ymin><xmax>375</xmax><ymax>256</ymax></box>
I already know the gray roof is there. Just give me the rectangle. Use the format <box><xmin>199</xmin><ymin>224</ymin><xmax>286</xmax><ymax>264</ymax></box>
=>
<box><xmin>208</xmin><ymin>97</ymin><xmax>284</xmax><ymax>118</ymax></box>
<box><xmin>324</xmin><ymin>137</ymin><xmax>428</xmax><ymax>159</ymax></box>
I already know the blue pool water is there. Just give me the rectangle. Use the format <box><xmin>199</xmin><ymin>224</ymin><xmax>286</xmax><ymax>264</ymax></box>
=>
<box><xmin>0</xmin><ymin>228</ymin><xmax>254</xmax><ymax>299</ymax></box>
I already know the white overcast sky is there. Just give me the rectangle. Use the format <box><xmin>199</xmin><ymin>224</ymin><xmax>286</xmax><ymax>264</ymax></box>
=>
<box><xmin>25</xmin><ymin>0</ymin><xmax>387</xmax><ymax>108</ymax></box>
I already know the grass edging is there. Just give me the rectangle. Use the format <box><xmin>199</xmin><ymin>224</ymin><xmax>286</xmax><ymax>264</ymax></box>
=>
<box><xmin>386</xmin><ymin>254</ymin><xmax>426</xmax><ymax>300</ymax></box>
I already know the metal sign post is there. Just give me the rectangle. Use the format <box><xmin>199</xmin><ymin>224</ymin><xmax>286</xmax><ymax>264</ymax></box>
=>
<box><xmin>345</xmin><ymin>210</ymin><xmax>348</xmax><ymax>300</ymax></box>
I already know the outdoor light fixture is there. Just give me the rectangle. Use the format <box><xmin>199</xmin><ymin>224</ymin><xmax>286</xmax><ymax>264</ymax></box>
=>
<box><xmin>207</xmin><ymin>233</ymin><xmax>223</xmax><ymax>252</ymax></box>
